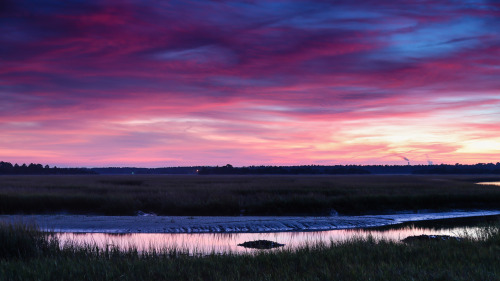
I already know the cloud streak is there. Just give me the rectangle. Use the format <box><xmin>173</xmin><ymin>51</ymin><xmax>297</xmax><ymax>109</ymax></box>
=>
<box><xmin>1</xmin><ymin>0</ymin><xmax>499</xmax><ymax>166</ymax></box>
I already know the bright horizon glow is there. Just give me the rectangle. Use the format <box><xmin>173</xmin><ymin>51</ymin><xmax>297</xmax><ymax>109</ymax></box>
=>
<box><xmin>1</xmin><ymin>1</ymin><xmax>500</xmax><ymax>167</ymax></box>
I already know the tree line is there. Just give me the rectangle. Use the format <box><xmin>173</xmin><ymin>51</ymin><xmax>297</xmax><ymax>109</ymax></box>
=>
<box><xmin>2</xmin><ymin>161</ymin><xmax>500</xmax><ymax>175</ymax></box>
<box><xmin>197</xmin><ymin>163</ymin><xmax>500</xmax><ymax>175</ymax></box>
<box><xmin>0</xmin><ymin>161</ymin><xmax>95</xmax><ymax>175</ymax></box>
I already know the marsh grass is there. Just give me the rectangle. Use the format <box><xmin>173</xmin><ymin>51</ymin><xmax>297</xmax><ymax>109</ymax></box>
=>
<box><xmin>1</xmin><ymin>223</ymin><xmax>500</xmax><ymax>280</ymax></box>
<box><xmin>1</xmin><ymin>174</ymin><xmax>500</xmax><ymax>215</ymax></box>
<box><xmin>0</xmin><ymin>222</ymin><xmax>59</xmax><ymax>259</ymax></box>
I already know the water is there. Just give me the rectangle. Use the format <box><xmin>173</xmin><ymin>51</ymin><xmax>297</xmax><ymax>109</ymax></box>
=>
<box><xmin>55</xmin><ymin>224</ymin><xmax>489</xmax><ymax>255</ymax></box>
<box><xmin>2</xmin><ymin>210</ymin><xmax>498</xmax><ymax>255</ymax></box>
<box><xmin>477</xmin><ymin>181</ymin><xmax>500</xmax><ymax>186</ymax></box>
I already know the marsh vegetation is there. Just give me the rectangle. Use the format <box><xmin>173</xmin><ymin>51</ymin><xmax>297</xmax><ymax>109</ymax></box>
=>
<box><xmin>1</xmin><ymin>174</ymin><xmax>500</xmax><ymax>216</ymax></box>
<box><xmin>1</xmin><ymin>222</ymin><xmax>500</xmax><ymax>280</ymax></box>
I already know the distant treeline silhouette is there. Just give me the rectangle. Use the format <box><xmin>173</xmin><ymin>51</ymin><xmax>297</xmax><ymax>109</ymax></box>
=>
<box><xmin>197</xmin><ymin>164</ymin><xmax>370</xmax><ymax>175</ymax></box>
<box><xmin>90</xmin><ymin>167</ymin><xmax>201</xmax><ymax>175</ymax></box>
<box><xmin>0</xmin><ymin>161</ymin><xmax>95</xmax><ymax>175</ymax></box>
<box><xmin>197</xmin><ymin>163</ymin><xmax>500</xmax><ymax>175</ymax></box>
<box><xmin>412</xmin><ymin>163</ymin><xmax>500</xmax><ymax>174</ymax></box>
<box><xmin>2</xmin><ymin>161</ymin><xmax>500</xmax><ymax>175</ymax></box>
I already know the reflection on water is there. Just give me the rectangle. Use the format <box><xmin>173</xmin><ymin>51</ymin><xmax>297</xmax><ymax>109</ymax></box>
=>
<box><xmin>477</xmin><ymin>182</ymin><xmax>500</xmax><ymax>186</ymax></box>
<box><xmin>55</xmin><ymin>225</ymin><xmax>485</xmax><ymax>255</ymax></box>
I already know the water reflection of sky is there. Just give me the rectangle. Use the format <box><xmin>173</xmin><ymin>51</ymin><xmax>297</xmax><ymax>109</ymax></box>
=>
<box><xmin>477</xmin><ymin>182</ymin><xmax>500</xmax><ymax>187</ymax></box>
<box><xmin>55</xmin><ymin>226</ymin><xmax>484</xmax><ymax>255</ymax></box>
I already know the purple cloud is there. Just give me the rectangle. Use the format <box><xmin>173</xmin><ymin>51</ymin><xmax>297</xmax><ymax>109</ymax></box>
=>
<box><xmin>1</xmin><ymin>0</ymin><xmax>499</xmax><ymax>166</ymax></box>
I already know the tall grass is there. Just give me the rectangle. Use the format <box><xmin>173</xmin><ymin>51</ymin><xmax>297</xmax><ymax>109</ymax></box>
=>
<box><xmin>1</xmin><ymin>174</ymin><xmax>500</xmax><ymax>215</ymax></box>
<box><xmin>0</xmin><ymin>222</ymin><xmax>59</xmax><ymax>259</ymax></box>
<box><xmin>1</xmin><ymin>222</ymin><xmax>500</xmax><ymax>280</ymax></box>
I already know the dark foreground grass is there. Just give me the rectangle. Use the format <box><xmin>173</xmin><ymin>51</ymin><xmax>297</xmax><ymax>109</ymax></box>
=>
<box><xmin>1</xmin><ymin>174</ymin><xmax>500</xmax><ymax>215</ymax></box>
<box><xmin>1</xmin><ymin>222</ymin><xmax>500</xmax><ymax>281</ymax></box>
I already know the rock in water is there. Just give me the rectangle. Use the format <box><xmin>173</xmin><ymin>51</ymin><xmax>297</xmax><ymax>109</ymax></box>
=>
<box><xmin>238</xmin><ymin>240</ymin><xmax>285</xmax><ymax>249</ymax></box>
<box><xmin>402</xmin><ymin>235</ymin><xmax>462</xmax><ymax>243</ymax></box>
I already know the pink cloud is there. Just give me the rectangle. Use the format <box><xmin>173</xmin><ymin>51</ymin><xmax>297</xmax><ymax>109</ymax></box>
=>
<box><xmin>1</xmin><ymin>0</ymin><xmax>499</xmax><ymax>166</ymax></box>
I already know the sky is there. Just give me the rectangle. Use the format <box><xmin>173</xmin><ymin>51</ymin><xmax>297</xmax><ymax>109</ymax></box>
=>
<box><xmin>1</xmin><ymin>0</ymin><xmax>500</xmax><ymax>167</ymax></box>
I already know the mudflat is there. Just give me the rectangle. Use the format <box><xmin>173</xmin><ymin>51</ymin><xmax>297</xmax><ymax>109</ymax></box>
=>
<box><xmin>2</xmin><ymin>210</ymin><xmax>499</xmax><ymax>233</ymax></box>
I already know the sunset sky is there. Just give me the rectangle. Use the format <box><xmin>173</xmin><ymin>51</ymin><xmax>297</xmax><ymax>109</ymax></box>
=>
<box><xmin>1</xmin><ymin>0</ymin><xmax>500</xmax><ymax>167</ymax></box>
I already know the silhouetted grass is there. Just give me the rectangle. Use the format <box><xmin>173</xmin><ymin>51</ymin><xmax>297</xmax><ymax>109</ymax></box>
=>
<box><xmin>1</xmin><ymin>222</ymin><xmax>500</xmax><ymax>280</ymax></box>
<box><xmin>0</xmin><ymin>222</ymin><xmax>59</xmax><ymax>259</ymax></box>
<box><xmin>1</xmin><ymin>174</ymin><xmax>500</xmax><ymax>215</ymax></box>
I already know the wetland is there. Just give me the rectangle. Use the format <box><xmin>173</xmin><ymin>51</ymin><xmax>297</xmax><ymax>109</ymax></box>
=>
<box><xmin>2</xmin><ymin>174</ymin><xmax>500</xmax><ymax>280</ymax></box>
<box><xmin>1</xmin><ymin>174</ymin><xmax>500</xmax><ymax>216</ymax></box>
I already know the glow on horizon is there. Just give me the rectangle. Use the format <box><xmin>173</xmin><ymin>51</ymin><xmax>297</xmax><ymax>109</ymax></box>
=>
<box><xmin>1</xmin><ymin>0</ymin><xmax>500</xmax><ymax>167</ymax></box>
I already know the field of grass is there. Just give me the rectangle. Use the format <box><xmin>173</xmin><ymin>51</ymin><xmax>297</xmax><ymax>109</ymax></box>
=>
<box><xmin>1</xmin><ymin>222</ymin><xmax>500</xmax><ymax>280</ymax></box>
<box><xmin>1</xmin><ymin>174</ymin><xmax>500</xmax><ymax>216</ymax></box>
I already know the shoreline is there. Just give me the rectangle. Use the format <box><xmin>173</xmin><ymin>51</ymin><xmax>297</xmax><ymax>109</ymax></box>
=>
<box><xmin>1</xmin><ymin>210</ymin><xmax>499</xmax><ymax>234</ymax></box>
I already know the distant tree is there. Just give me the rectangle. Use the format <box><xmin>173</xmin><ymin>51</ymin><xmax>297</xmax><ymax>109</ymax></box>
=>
<box><xmin>0</xmin><ymin>161</ymin><xmax>13</xmax><ymax>169</ymax></box>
